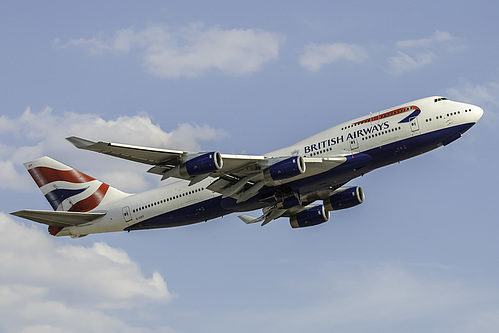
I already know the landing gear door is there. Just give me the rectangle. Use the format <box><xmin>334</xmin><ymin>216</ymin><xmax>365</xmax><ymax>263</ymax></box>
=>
<box><xmin>122</xmin><ymin>206</ymin><xmax>132</xmax><ymax>223</ymax></box>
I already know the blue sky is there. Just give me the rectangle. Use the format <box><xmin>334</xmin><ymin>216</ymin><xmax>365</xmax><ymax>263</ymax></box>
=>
<box><xmin>1</xmin><ymin>1</ymin><xmax>498</xmax><ymax>332</ymax></box>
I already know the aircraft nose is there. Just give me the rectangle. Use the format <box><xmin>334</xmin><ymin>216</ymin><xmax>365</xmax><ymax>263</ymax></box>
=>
<box><xmin>474</xmin><ymin>105</ymin><xmax>484</xmax><ymax>122</ymax></box>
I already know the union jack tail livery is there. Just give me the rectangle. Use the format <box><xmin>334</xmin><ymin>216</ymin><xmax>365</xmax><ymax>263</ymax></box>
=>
<box><xmin>25</xmin><ymin>156</ymin><xmax>128</xmax><ymax>212</ymax></box>
<box><xmin>12</xmin><ymin>157</ymin><xmax>130</xmax><ymax>237</ymax></box>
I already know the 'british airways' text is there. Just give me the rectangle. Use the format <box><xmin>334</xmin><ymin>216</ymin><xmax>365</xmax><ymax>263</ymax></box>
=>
<box><xmin>304</xmin><ymin>121</ymin><xmax>390</xmax><ymax>154</ymax></box>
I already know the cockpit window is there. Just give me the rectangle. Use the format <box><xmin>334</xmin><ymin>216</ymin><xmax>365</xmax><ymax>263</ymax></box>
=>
<box><xmin>434</xmin><ymin>97</ymin><xmax>448</xmax><ymax>102</ymax></box>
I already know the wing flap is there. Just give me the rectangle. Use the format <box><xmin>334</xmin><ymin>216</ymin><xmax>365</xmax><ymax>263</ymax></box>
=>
<box><xmin>11</xmin><ymin>210</ymin><xmax>106</xmax><ymax>228</ymax></box>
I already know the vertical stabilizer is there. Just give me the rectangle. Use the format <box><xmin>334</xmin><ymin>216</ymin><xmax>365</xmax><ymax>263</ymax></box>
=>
<box><xmin>25</xmin><ymin>156</ymin><xmax>129</xmax><ymax>212</ymax></box>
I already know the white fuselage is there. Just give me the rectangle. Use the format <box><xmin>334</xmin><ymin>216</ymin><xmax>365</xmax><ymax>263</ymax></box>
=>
<box><xmin>59</xmin><ymin>96</ymin><xmax>483</xmax><ymax>237</ymax></box>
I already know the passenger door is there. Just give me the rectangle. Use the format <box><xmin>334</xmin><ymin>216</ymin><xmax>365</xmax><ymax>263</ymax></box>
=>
<box><xmin>349</xmin><ymin>137</ymin><xmax>359</xmax><ymax>150</ymax></box>
<box><xmin>410</xmin><ymin>117</ymin><xmax>420</xmax><ymax>132</ymax></box>
<box><xmin>122</xmin><ymin>206</ymin><xmax>132</xmax><ymax>223</ymax></box>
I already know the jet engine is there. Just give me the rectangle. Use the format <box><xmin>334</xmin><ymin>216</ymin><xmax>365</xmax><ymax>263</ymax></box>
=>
<box><xmin>179</xmin><ymin>152</ymin><xmax>223</xmax><ymax>177</ymax></box>
<box><xmin>324</xmin><ymin>186</ymin><xmax>364</xmax><ymax>211</ymax></box>
<box><xmin>290</xmin><ymin>205</ymin><xmax>329</xmax><ymax>228</ymax></box>
<box><xmin>263</xmin><ymin>156</ymin><xmax>306</xmax><ymax>182</ymax></box>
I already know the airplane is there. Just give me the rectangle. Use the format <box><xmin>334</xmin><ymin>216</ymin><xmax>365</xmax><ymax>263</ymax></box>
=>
<box><xmin>11</xmin><ymin>96</ymin><xmax>483</xmax><ymax>238</ymax></box>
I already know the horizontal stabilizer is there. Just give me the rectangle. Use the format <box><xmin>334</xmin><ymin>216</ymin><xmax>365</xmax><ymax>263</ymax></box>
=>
<box><xmin>11</xmin><ymin>210</ymin><xmax>106</xmax><ymax>228</ymax></box>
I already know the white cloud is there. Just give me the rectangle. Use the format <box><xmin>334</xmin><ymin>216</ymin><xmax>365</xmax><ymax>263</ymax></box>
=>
<box><xmin>396</xmin><ymin>30</ymin><xmax>456</xmax><ymax>48</ymax></box>
<box><xmin>0</xmin><ymin>107</ymin><xmax>227</xmax><ymax>192</ymax></box>
<box><xmin>447</xmin><ymin>80</ymin><xmax>499</xmax><ymax>108</ymax></box>
<box><xmin>388</xmin><ymin>30</ymin><xmax>461</xmax><ymax>75</ymax></box>
<box><xmin>446</xmin><ymin>79</ymin><xmax>499</xmax><ymax>126</ymax></box>
<box><xmin>299</xmin><ymin>42</ymin><xmax>368</xmax><ymax>72</ymax></box>
<box><xmin>388</xmin><ymin>50</ymin><xmax>435</xmax><ymax>74</ymax></box>
<box><xmin>0</xmin><ymin>213</ymin><xmax>175</xmax><ymax>332</ymax></box>
<box><xmin>61</xmin><ymin>23</ymin><xmax>284</xmax><ymax>78</ymax></box>
<box><xmin>298</xmin><ymin>30</ymin><xmax>463</xmax><ymax>75</ymax></box>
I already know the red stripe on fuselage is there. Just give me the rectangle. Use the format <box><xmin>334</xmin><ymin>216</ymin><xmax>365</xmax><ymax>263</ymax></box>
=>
<box><xmin>353</xmin><ymin>106</ymin><xmax>420</xmax><ymax>125</ymax></box>
<box><xmin>28</xmin><ymin>167</ymin><xmax>95</xmax><ymax>188</ymax></box>
<box><xmin>69</xmin><ymin>183</ymin><xmax>109</xmax><ymax>212</ymax></box>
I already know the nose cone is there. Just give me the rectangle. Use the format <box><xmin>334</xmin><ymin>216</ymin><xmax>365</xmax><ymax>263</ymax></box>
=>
<box><xmin>474</xmin><ymin>105</ymin><xmax>484</xmax><ymax>122</ymax></box>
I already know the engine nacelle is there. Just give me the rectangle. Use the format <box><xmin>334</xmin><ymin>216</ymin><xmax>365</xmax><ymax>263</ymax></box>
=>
<box><xmin>180</xmin><ymin>152</ymin><xmax>223</xmax><ymax>177</ymax></box>
<box><xmin>290</xmin><ymin>205</ymin><xmax>329</xmax><ymax>228</ymax></box>
<box><xmin>263</xmin><ymin>156</ymin><xmax>306</xmax><ymax>182</ymax></box>
<box><xmin>324</xmin><ymin>186</ymin><xmax>364</xmax><ymax>211</ymax></box>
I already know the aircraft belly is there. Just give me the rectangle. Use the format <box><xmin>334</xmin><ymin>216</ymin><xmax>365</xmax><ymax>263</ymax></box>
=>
<box><xmin>365</xmin><ymin>122</ymin><xmax>474</xmax><ymax>167</ymax></box>
<box><xmin>125</xmin><ymin>196</ymin><xmax>229</xmax><ymax>230</ymax></box>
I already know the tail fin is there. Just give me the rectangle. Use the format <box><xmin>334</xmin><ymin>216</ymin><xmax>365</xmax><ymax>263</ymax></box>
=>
<box><xmin>25</xmin><ymin>156</ymin><xmax>129</xmax><ymax>212</ymax></box>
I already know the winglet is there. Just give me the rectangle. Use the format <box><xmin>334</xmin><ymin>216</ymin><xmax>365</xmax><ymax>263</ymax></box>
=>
<box><xmin>66</xmin><ymin>136</ymin><xmax>96</xmax><ymax>149</ymax></box>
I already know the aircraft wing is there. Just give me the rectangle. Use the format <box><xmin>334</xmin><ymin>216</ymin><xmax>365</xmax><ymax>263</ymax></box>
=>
<box><xmin>66</xmin><ymin>136</ymin><xmax>186</xmax><ymax>166</ymax></box>
<box><xmin>66</xmin><ymin>136</ymin><xmax>267</xmax><ymax>177</ymax></box>
<box><xmin>66</xmin><ymin>136</ymin><xmax>352</xmax><ymax>203</ymax></box>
